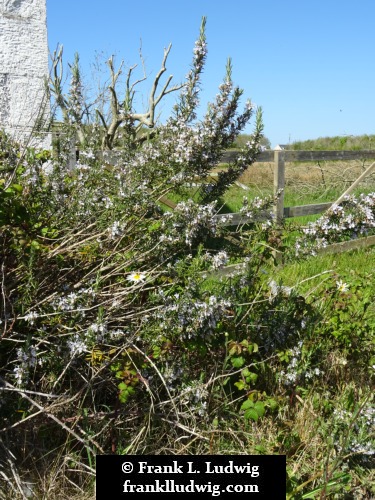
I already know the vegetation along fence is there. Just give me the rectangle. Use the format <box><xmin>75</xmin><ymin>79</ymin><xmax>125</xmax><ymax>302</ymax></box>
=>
<box><xmin>215</xmin><ymin>148</ymin><xmax>375</xmax><ymax>256</ymax></box>
<box><xmin>77</xmin><ymin>146</ymin><xmax>375</xmax><ymax>256</ymax></box>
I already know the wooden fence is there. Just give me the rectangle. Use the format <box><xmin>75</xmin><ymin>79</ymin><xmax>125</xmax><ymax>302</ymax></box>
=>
<box><xmin>218</xmin><ymin>148</ymin><xmax>375</xmax><ymax>224</ymax></box>
<box><xmin>215</xmin><ymin>148</ymin><xmax>375</xmax><ymax>256</ymax></box>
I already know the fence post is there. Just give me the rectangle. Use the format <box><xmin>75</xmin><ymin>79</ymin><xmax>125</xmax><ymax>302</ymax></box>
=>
<box><xmin>273</xmin><ymin>149</ymin><xmax>285</xmax><ymax>223</ymax></box>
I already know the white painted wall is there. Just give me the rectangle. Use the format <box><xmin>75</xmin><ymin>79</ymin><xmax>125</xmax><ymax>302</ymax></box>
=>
<box><xmin>0</xmin><ymin>0</ymin><xmax>50</xmax><ymax>147</ymax></box>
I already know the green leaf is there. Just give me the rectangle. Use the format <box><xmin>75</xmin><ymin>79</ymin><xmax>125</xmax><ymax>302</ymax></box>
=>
<box><xmin>301</xmin><ymin>473</ymin><xmax>351</xmax><ymax>499</ymax></box>
<box><xmin>119</xmin><ymin>392</ymin><xmax>128</xmax><ymax>403</ymax></box>
<box><xmin>234</xmin><ymin>380</ymin><xmax>246</xmax><ymax>390</ymax></box>
<box><xmin>246</xmin><ymin>342</ymin><xmax>258</xmax><ymax>354</ymax></box>
<box><xmin>152</xmin><ymin>346</ymin><xmax>161</xmax><ymax>359</ymax></box>
<box><xmin>127</xmin><ymin>386</ymin><xmax>135</xmax><ymax>396</ymax></box>
<box><xmin>246</xmin><ymin>371</ymin><xmax>258</xmax><ymax>384</ymax></box>
<box><xmin>244</xmin><ymin>408</ymin><xmax>259</xmax><ymax>421</ymax></box>
<box><xmin>254</xmin><ymin>401</ymin><xmax>265</xmax><ymax>418</ymax></box>
<box><xmin>30</xmin><ymin>240</ymin><xmax>40</xmax><ymax>250</ymax></box>
<box><xmin>254</xmin><ymin>444</ymin><xmax>267</xmax><ymax>453</ymax></box>
<box><xmin>228</xmin><ymin>345</ymin><xmax>240</xmax><ymax>356</ymax></box>
<box><xmin>240</xmin><ymin>399</ymin><xmax>254</xmax><ymax>411</ymax></box>
<box><xmin>5</xmin><ymin>184</ymin><xmax>22</xmax><ymax>193</ymax></box>
<box><xmin>231</xmin><ymin>356</ymin><xmax>245</xmax><ymax>368</ymax></box>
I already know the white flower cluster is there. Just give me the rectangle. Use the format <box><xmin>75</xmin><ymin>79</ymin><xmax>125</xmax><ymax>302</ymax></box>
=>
<box><xmin>278</xmin><ymin>342</ymin><xmax>303</xmax><ymax>386</ymax></box>
<box><xmin>180</xmin><ymin>380</ymin><xmax>209</xmax><ymax>416</ymax></box>
<box><xmin>109</xmin><ymin>220</ymin><xmax>123</xmax><ymax>239</ymax></box>
<box><xmin>68</xmin><ymin>63</ymin><xmax>84</xmax><ymax>118</ymax></box>
<box><xmin>268</xmin><ymin>280</ymin><xmax>292</xmax><ymax>303</ymax></box>
<box><xmin>51</xmin><ymin>287</ymin><xmax>96</xmax><ymax>312</ymax></box>
<box><xmin>160</xmin><ymin>200</ymin><xmax>218</xmax><ymax>248</ymax></box>
<box><xmin>102</xmin><ymin>196</ymin><xmax>113</xmax><ymax>209</ymax></box>
<box><xmin>76</xmin><ymin>161</ymin><xmax>90</xmax><ymax>175</ymax></box>
<box><xmin>193</xmin><ymin>38</ymin><xmax>207</xmax><ymax>69</ymax></box>
<box><xmin>278</xmin><ymin>341</ymin><xmax>322</xmax><ymax>387</ymax></box>
<box><xmin>80</xmin><ymin>150</ymin><xmax>95</xmax><ymax>160</ymax></box>
<box><xmin>176</xmin><ymin>200</ymin><xmax>218</xmax><ymax>247</ymax></box>
<box><xmin>13</xmin><ymin>345</ymin><xmax>41</xmax><ymax>386</ymax></box>
<box><xmin>162</xmin><ymin>365</ymin><xmax>184</xmax><ymax>392</ymax></box>
<box><xmin>67</xmin><ymin>336</ymin><xmax>87</xmax><ymax>357</ymax></box>
<box><xmin>66</xmin><ymin>322</ymin><xmax>125</xmax><ymax>358</ymax></box>
<box><xmin>211</xmin><ymin>251</ymin><xmax>229</xmax><ymax>270</ymax></box>
<box><xmin>109</xmin><ymin>329</ymin><xmax>124</xmax><ymax>340</ymax></box>
<box><xmin>158</xmin><ymin>293</ymin><xmax>231</xmax><ymax>339</ymax></box>
<box><xmin>66</xmin><ymin>321</ymin><xmax>112</xmax><ymax>358</ymax></box>
<box><xmin>24</xmin><ymin>310</ymin><xmax>38</xmax><ymax>324</ymax></box>
<box><xmin>21</xmin><ymin>165</ymin><xmax>40</xmax><ymax>186</ymax></box>
<box><xmin>87</xmin><ymin>322</ymin><xmax>108</xmax><ymax>343</ymax></box>
<box><xmin>296</xmin><ymin>193</ymin><xmax>375</xmax><ymax>256</ymax></box>
<box><xmin>131</xmin><ymin>119</ymin><xmax>221</xmax><ymax>176</ymax></box>
<box><xmin>216</xmin><ymin>80</ymin><xmax>233</xmax><ymax>107</ymax></box>
<box><xmin>240</xmin><ymin>195</ymin><xmax>274</xmax><ymax>220</ymax></box>
<box><xmin>178</xmin><ymin>34</ymin><xmax>207</xmax><ymax>118</ymax></box>
<box><xmin>333</xmin><ymin>402</ymin><xmax>375</xmax><ymax>457</ymax></box>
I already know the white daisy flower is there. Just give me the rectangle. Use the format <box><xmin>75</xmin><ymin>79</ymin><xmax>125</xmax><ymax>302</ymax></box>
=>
<box><xmin>127</xmin><ymin>272</ymin><xmax>146</xmax><ymax>283</ymax></box>
<box><xmin>336</xmin><ymin>280</ymin><xmax>349</xmax><ymax>293</ymax></box>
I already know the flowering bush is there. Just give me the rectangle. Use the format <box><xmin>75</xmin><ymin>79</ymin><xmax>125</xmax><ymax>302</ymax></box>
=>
<box><xmin>50</xmin><ymin>17</ymin><xmax>263</xmax><ymax>205</ymax></box>
<box><xmin>295</xmin><ymin>192</ymin><xmax>375</xmax><ymax>256</ymax></box>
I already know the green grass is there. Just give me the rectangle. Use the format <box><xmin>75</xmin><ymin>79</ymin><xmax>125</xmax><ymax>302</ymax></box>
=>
<box><xmin>218</xmin><ymin>170</ymin><xmax>375</xmax><ymax>307</ymax></box>
<box><xmin>274</xmin><ymin>245</ymin><xmax>375</xmax><ymax>295</ymax></box>
<box><xmin>221</xmin><ymin>182</ymin><xmax>375</xmax><ymax>213</ymax></box>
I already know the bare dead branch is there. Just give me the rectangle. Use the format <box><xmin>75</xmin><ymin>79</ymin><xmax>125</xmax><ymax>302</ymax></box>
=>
<box><xmin>99</xmin><ymin>43</ymin><xmax>184</xmax><ymax>149</ymax></box>
<box><xmin>95</xmin><ymin>109</ymin><xmax>108</xmax><ymax>131</ymax></box>
<box><xmin>128</xmin><ymin>65</ymin><xmax>147</xmax><ymax>94</ymax></box>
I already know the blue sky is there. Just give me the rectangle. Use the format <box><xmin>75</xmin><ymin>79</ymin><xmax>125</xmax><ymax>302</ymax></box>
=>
<box><xmin>46</xmin><ymin>0</ymin><xmax>375</xmax><ymax>148</ymax></box>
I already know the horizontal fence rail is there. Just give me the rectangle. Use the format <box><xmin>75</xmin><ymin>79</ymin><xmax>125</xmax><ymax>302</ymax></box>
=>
<box><xmin>221</xmin><ymin>149</ymin><xmax>375</xmax><ymax>163</ymax></box>
<box><xmin>318</xmin><ymin>234</ymin><xmax>375</xmax><ymax>255</ymax></box>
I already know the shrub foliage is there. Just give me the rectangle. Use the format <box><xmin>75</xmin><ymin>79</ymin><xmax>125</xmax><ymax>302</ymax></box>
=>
<box><xmin>0</xmin><ymin>18</ymin><xmax>374</xmax><ymax>500</ymax></box>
